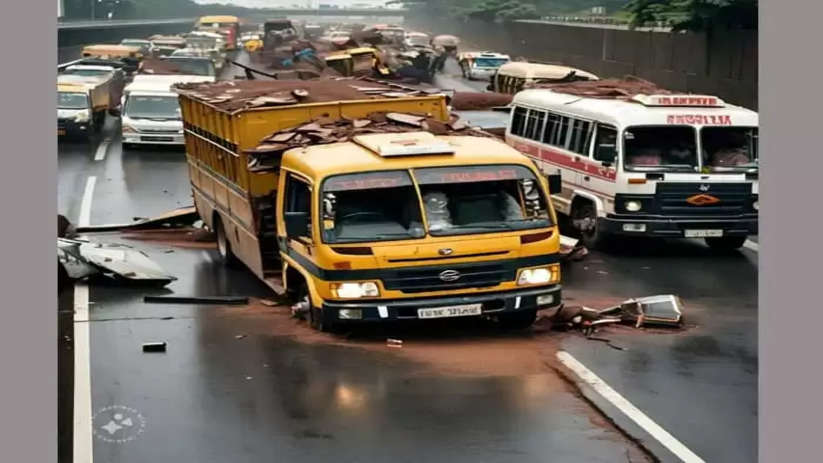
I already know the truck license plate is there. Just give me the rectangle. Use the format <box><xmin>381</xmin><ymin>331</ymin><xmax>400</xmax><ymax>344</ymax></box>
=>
<box><xmin>418</xmin><ymin>304</ymin><xmax>482</xmax><ymax>319</ymax></box>
<box><xmin>684</xmin><ymin>229</ymin><xmax>723</xmax><ymax>238</ymax></box>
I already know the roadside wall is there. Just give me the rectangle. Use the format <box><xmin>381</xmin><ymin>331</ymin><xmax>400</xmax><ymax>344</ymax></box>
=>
<box><xmin>408</xmin><ymin>17</ymin><xmax>757</xmax><ymax>110</ymax></box>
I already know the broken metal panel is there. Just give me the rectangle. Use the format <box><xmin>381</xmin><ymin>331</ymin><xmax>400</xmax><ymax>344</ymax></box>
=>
<box><xmin>78</xmin><ymin>242</ymin><xmax>177</xmax><ymax>284</ymax></box>
<box><xmin>620</xmin><ymin>294</ymin><xmax>683</xmax><ymax>327</ymax></box>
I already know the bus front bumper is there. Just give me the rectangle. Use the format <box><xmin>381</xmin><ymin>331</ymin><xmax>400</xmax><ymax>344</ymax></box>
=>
<box><xmin>600</xmin><ymin>214</ymin><xmax>758</xmax><ymax>237</ymax></box>
<box><xmin>322</xmin><ymin>285</ymin><xmax>562</xmax><ymax>323</ymax></box>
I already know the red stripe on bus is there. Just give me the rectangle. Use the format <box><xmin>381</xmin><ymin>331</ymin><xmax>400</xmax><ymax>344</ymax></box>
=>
<box><xmin>511</xmin><ymin>140</ymin><xmax>617</xmax><ymax>182</ymax></box>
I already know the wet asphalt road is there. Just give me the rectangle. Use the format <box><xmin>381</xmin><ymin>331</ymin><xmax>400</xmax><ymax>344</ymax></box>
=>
<box><xmin>58</xmin><ymin>54</ymin><xmax>757</xmax><ymax>463</ymax></box>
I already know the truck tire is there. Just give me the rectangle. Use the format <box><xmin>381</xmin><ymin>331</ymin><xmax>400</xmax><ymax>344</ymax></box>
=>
<box><xmin>705</xmin><ymin>236</ymin><xmax>747</xmax><ymax>251</ymax></box>
<box><xmin>214</xmin><ymin>216</ymin><xmax>239</xmax><ymax>267</ymax></box>
<box><xmin>571</xmin><ymin>200</ymin><xmax>610</xmax><ymax>250</ymax></box>
<box><xmin>301</xmin><ymin>284</ymin><xmax>338</xmax><ymax>333</ymax></box>
<box><xmin>498</xmin><ymin>309</ymin><xmax>537</xmax><ymax>330</ymax></box>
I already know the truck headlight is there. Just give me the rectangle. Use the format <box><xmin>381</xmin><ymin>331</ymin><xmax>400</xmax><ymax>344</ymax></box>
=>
<box><xmin>331</xmin><ymin>281</ymin><xmax>380</xmax><ymax>299</ymax></box>
<box><xmin>74</xmin><ymin>111</ymin><xmax>90</xmax><ymax>123</ymax></box>
<box><xmin>517</xmin><ymin>264</ymin><xmax>560</xmax><ymax>286</ymax></box>
<box><xmin>753</xmin><ymin>201</ymin><xmax>759</xmax><ymax>211</ymax></box>
<box><xmin>625</xmin><ymin>200</ymin><xmax>642</xmax><ymax>212</ymax></box>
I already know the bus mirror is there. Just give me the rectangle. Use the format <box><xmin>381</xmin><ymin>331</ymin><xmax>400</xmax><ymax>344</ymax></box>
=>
<box><xmin>546</xmin><ymin>173</ymin><xmax>562</xmax><ymax>194</ymax></box>
<box><xmin>284</xmin><ymin>212</ymin><xmax>309</xmax><ymax>239</ymax></box>
<box><xmin>595</xmin><ymin>145</ymin><xmax>616</xmax><ymax>166</ymax></box>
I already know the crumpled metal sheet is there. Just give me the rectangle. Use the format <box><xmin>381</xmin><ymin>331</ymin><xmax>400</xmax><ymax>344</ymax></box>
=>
<box><xmin>57</xmin><ymin>238</ymin><xmax>177</xmax><ymax>286</ymax></box>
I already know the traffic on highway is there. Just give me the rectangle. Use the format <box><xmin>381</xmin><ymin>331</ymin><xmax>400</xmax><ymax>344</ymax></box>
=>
<box><xmin>58</xmin><ymin>13</ymin><xmax>758</xmax><ymax>463</ymax></box>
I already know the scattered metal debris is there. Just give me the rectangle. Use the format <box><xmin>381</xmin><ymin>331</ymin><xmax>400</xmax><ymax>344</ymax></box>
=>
<box><xmin>58</xmin><ymin>237</ymin><xmax>176</xmax><ymax>286</ymax></box>
<box><xmin>142</xmin><ymin>342</ymin><xmax>167</xmax><ymax>353</ymax></box>
<box><xmin>618</xmin><ymin>295</ymin><xmax>684</xmax><ymax>327</ymax></box>
<box><xmin>260</xmin><ymin>299</ymin><xmax>278</xmax><ymax>307</ymax></box>
<box><xmin>74</xmin><ymin>206</ymin><xmax>198</xmax><ymax>233</ymax></box>
<box><xmin>235</xmin><ymin>334</ymin><xmax>247</xmax><ymax>340</ymax></box>
<box><xmin>143</xmin><ymin>295</ymin><xmax>249</xmax><ymax>305</ymax></box>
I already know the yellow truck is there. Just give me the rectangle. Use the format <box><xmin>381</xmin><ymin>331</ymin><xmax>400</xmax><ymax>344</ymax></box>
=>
<box><xmin>177</xmin><ymin>80</ymin><xmax>562</xmax><ymax>331</ymax></box>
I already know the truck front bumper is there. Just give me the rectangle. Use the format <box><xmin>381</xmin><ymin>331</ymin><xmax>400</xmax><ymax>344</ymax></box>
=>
<box><xmin>122</xmin><ymin>133</ymin><xmax>185</xmax><ymax>146</ymax></box>
<box><xmin>58</xmin><ymin>119</ymin><xmax>91</xmax><ymax>137</ymax></box>
<box><xmin>321</xmin><ymin>285</ymin><xmax>561</xmax><ymax>324</ymax></box>
<box><xmin>600</xmin><ymin>214</ymin><xmax>758</xmax><ymax>237</ymax></box>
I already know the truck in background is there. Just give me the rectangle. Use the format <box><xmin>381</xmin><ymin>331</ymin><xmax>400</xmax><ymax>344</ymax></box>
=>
<box><xmin>57</xmin><ymin>72</ymin><xmax>116</xmax><ymax>137</ymax></box>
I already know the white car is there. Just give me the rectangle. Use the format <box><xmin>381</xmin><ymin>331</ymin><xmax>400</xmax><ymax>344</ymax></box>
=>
<box><xmin>458</xmin><ymin>52</ymin><xmax>511</xmax><ymax>81</ymax></box>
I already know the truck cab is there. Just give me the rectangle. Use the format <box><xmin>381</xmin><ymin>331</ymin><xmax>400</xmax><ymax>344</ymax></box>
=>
<box><xmin>57</xmin><ymin>82</ymin><xmax>93</xmax><ymax>137</ymax></box>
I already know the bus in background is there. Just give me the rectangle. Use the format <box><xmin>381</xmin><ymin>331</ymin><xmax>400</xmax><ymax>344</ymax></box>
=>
<box><xmin>195</xmin><ymin>15</ymin><xmax>240</xmax><ymax>50</ymax></box>
<box><xmin>489</xmin><ymin>62</ymin><xmax>599</xmax><ymax>94</ymax></box>
<box><xmin>505</xmin><ymin>79</ymin><xmax>758</xmax><ymax>251</ymax></box>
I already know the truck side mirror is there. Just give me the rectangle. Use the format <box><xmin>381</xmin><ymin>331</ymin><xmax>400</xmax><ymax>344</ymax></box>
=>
<box><xmin>284</xmin><ymin>212</ymin><xmax>309</xmax><ymax>239</ymax></box>
<box><xmin>594</xmin><ymin>145</ymin><xmax>617</xmax><ymax>167</ymax></box>
<box><xmin>546</xmin><ymin>173</ymin><xmax>562</xmax><ymax>194</ymax></box>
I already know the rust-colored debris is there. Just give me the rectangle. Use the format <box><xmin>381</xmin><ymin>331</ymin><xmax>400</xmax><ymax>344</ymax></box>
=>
<box><xmin>450</xmin><ymin>92</ymin><xmax>513</xmax><ymax>111</ymax></box>
<box><xmin>243</xmin><ymin>111</ymin><xmax>495</xmax><ymax>172</ymax></box>
<box><xmin>532</xmin><ymin>76</ymin><xmax>673</xmax><ymax>100</ymax></box>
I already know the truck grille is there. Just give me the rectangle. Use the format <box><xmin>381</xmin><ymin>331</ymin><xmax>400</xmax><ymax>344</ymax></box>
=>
<box><xmin>382</xmin><ymin>263</ymin><xmax>513</xmax><ymax>293</ymax></box>
<box><xmin>140</xmin><ymin>128</ymin><xmax>180</xmax><ymax>134</ymax></box>
<box><xmin>656</xmin><ymin>183</ymin><xmax>752</xmax><ymax>216</ymax></box>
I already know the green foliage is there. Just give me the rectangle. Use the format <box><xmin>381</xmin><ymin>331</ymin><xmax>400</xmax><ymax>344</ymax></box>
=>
<box><xmin>624</xmin><ymin>0</ymin><xmax>757</xmax><ymax>30</ymax></box>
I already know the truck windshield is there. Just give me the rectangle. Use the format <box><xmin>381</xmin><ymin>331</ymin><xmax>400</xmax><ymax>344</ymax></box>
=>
<box><xmin>701</xmin><ymin>127</ymin><xmax>758</xmax><ymax>171</ymax></box>
<box><xmin>58</xmin><ymin>92</ymin><xmax>88</xmax><ymax>109</ymax></box>
<box><xmin>125</xmin><ymin>95</ymin><xmax>181</xmax><ymax>120</ymax></box>
<box><xmin>623</xmin><ymin>126</ymin><xmax>698</xmax><ymax>172</ymax></box>
<box><xmin>414</xmin><ymin>165</ymin><xmax>552</xmax><ymax>236</ymax></box>
<box><xmin>321</xmin><ymin>171</ymin><xmax>425</xmax><ymax>243</ymax></box>
<box><xmin>165</xmin><ymin>58</ymin><xmax>215</xmax><ymax>76</ymax></box>
<box><xmin>475</xmin><ymin>58</ymin><xmax>508</xmax><ymax>68</ymax></box>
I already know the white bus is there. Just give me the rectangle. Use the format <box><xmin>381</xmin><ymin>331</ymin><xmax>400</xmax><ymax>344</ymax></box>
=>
<box><xmin>506</xmin><ymin>87</ymin><xmax>758</xmax><ymax>250</ymax></box>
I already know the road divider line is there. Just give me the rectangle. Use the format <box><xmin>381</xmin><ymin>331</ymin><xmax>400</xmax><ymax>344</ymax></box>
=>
<box><xmin>556</xmin><ymin>351</ymin><xmax>705</xmax><ymax>463</ymax></box>
<box><xmin>744</xmin><ymin>240</ymin><xmax>758</xmax><ymax>252</ymax></box>
<box><xmin>78</xmin><ymin>177</ymin><xmax>96</xmax><ymax>227</ymax></box>
<box><xmin>73</xmin><ymin>283</ymin><xmax>93</xmax><ymax>463</ymax></box>
<box><xmin>94</xmin><ymin>138</ymin><xmax>111</xmax><ymax>161</ymax></box>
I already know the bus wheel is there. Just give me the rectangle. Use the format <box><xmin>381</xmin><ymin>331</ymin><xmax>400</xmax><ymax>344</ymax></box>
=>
<box><xmin>214</xmin><ymin>216</ymin><xmax>239</xmax><ymax>267</ymax></box>
<box><xmin>498</xmin><ymin>309</ymin><xmax>537</xmax><ymax>330</ymax></box>
<box><xmin>571</xmin><ymin>201</ymin><xmax>609</xmax><ymax>249</ymax></box>
<box><xmin>705</xmin><ymin>236</ymin><xmax>747</xmax><ymax>251</ymax></box>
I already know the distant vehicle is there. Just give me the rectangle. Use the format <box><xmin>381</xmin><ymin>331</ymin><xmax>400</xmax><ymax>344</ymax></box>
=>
<box><xmin>489</xmin><ymin>62</ymin><xmax>599</xmax><ymax>94</ymax></box>
<box><xmin>404</xmin><ymin>32</ymin><xmax>430</xmax><ymax>49</ymax></box>
<box><xmin>264</xmin><ymin>18</ymin><xmax>298</xmax><ymax>49</ymax></box>
<box><xmin>161</xmin><ymin>56</ymin><xmax>217</xmax><ymax>78</ymax></box>
<box><xmin>240</xmin><ymin>33</ymin><xmax>264</xmax><ymax>52</ymax></box>
<box><xmin>195</xmin><ymin>15</ymin><xmax>240</xmax><ymax>50</ymax></box>
<box><xmin>184</xmin><ymin>31</ymin><xmax>227</xmax><ymax>53</ymax></box>
<box><xmin>368</xmin><ymin>24</ymin><xmax>405</xmax><ymax>44</ymax></box>
<box><xmin>81</xmin><ymin>44</ymin><xmax>143</xmax><ymax>73</ymax></box>
<box><xmin>458</xmin><ymin>51</ymin><xmax>511</xmax><ymax>80</ymax></box>
<box><xmin>149</xmin><ymin>35</ymin><xmax>188</xmax><ymax>57</ymax></box>
<box><xmin>172</xmin><ymin>47</ymin><xmax>224</xmax><ymax>71</ymax></box>
<box><xmin>303</xmin><ymin>23</ymin><xmax>325</xmax><ymax>39</ymax></box>
<box><xmin>319</xmin><ymin>31</ymin><xmax>353</xmax><ymax>47</ymax></box>
<box><xmin>120</xmin><ymin>39</ymin><xmax>156</xmax><ymax>56</ymax></box>
<box><xmin>57</xmin><ymin>74</ymin><xmax>116</xmax><ymax>137</ymax></box>
<box><xmin>120</xmin><ymin>75</ymin><xmax>212</xmax><ymax>149</ymax></box>
<box><xmin>431</xmin><ymin>35</ymin><xmax>460</xmax><ymax>55</ymax></box>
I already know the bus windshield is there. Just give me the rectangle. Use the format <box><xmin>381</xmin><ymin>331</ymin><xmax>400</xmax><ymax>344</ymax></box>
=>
<box><xmin>125</xmin><ymin>95</ymin><xmax>181</xmax><ymax>120</ymax></box>
<box><xmin>414</xmin><ymin>165</ymin><xmax>552</xmax><ymax>236</ymax></box>
<box><xmin>58</xmin><ymin>92</ymin><xmax>88</xmax><ymax>109</ymax></box>
<box><xmin>321</xmin><ymin>171</ymin><xmax>425</xmax><ymax>244</ymax></box>
<box><xmin>623</xmin><ymin>126</ymin><xmax>698</xmax><ymax>172</ymax></box>
<box><xmin>701</xmin><ymin>127</ymin><xmax>758</xmax><ymax>171</ymax></box>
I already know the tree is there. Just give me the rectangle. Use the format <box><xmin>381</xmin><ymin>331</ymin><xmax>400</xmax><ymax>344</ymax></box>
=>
<box><xmin>625</xmin><ymin>0</ymin><xmax>758</xmax><ymax>31</ymax></box>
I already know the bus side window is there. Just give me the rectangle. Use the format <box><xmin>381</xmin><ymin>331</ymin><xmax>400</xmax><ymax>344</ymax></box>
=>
<box><xmin>510</xmin><ymin>106</ymin><xmax>528</xmax><ymax>136</ymax></box>
<box><xmin>524</xmin><ymin>109</ymin><xmax>546</xmax><ymax>140</ymax></box>
<box><xmin>592</xmin><ymin>124</ymin><xmax>618</xmax><ymax>165</ymax></box>
<box><xmin>568</xmin><ymin>119</ymin><xmax>593</xmax><ymax>155</ymax></box>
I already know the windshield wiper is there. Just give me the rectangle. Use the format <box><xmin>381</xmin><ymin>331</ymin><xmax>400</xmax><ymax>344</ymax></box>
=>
<box><xmin>436</xmin><ymin>223</ymin><xmax>513</xmax><ymax>231</ymax></box>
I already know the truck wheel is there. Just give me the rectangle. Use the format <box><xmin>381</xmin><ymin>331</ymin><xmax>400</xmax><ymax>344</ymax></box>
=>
<box><xmin>571</xmin><ymin>201</ymin><xmax>609</xmax><ymax>250</ymax></box>
<box><xmin>214</xmin><ymin>216</ymin><xmax>239</xmax><ymax>267</ymax></box>
<box><xmin>498</xmin><ymin>309</ymin><xmax>537</xmax><ymax>330</ymax></box>
<box><xmin>306</xmin><ymin>292</ymin><xmax>338</xmax><ymax>333</ymax></box>
<box><xmin>705</xmin><ymin>236</ymin><xmax>747</xmax><ymax>251</ymax></box>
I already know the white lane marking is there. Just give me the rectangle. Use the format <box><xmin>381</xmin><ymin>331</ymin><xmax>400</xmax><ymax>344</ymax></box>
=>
<box><xmin>78</xmin><ymin>177</ymin><xmax>96</xmax><ymax>227</ymax></box>
<box><xmin>73</xmin><ymin>283</ymin><xmax>93</xmax><ymax>463</ymax></box>
<box><xmin>94</xmin><ymin>138</ymin><xmax>111</xmax><ymax>161</ymax></box>
<box><xmin>556</xmin><ymin>351</ymin><xmax>705</xmax><ymax>463</ymax></box>
<box><xmin>744</xmin><ymin>240</ymin><xmax>758</xmax><ymax>252</ymax></box>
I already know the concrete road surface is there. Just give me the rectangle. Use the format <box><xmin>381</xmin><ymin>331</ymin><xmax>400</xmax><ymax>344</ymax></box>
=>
<box><xmin>57</xmin><ymin>51</ymin><xmax>757</xmax><ymax>463</ymax></box>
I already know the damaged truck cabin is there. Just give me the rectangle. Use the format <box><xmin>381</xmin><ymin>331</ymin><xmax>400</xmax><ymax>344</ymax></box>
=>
<box><xmin>176</xmin><ymin>80</ymin><xmax>562</xmax><ymax>331</ymax></box>
<box><xmin>506</xmin><ymin>79</ymin><xmax>758</xmax><ymax>250</ymax></box>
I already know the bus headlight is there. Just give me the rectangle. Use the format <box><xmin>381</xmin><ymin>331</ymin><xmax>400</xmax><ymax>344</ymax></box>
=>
<box><xmin>74</xmin><ymin>110</ymin><xmax>90</xmax><ymax>123</ymax></box>
<box><xmin>625</xmin><ymin>200</ymin><xmax>642</xmax><ymax>212</ymax></box>
<box><xmin>331</xmin><ymin>281</ymin><xmax>380</xmax><ymax>299</ymax></box>
<box><xmin>517</xmin><ymin>264</ymin><xmax>560</xmax><ymax>286</ymax></box>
